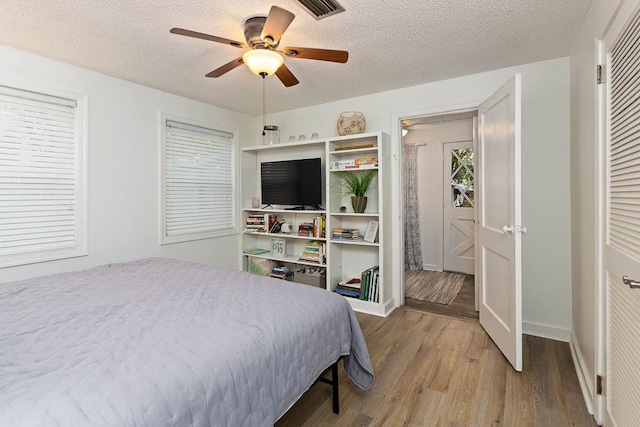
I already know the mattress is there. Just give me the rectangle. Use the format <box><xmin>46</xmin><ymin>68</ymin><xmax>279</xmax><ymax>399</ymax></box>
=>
<box><xmin>0</xmin><ymin>258</ymin><xmax>374</xmax><ymax>426</ymax></box>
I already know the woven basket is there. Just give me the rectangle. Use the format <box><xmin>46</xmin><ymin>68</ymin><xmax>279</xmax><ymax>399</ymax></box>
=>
<box><xmin>337</xmin><ymin>112</ymin><xmax>366</xmax><ymax>136</ymax></box>
<box><xmin>294</xmin><ymin>269</ymin><xmax>326</xmax><ymax>288</ymax></box>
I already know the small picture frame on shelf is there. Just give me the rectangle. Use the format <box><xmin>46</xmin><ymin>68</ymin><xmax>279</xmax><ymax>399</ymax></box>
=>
<box><xmin>271</xmin><ymin>238</ymin><xmax>287</xmax><ymax>258</ymax></box>
<box><xmin>363</xmin><ymin>220</ymin><xmax>379</xmax><ymax>243</ymax></box>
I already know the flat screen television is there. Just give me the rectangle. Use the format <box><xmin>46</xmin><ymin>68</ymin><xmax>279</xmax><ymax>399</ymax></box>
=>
<box><xmin>260</xmin><ymin>158</ymin><xmax>322</xmax><ymax>208</ymax></box>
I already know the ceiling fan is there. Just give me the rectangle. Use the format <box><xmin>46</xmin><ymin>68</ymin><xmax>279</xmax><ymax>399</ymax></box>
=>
<box><xmin>170</xmin><ymin>5</ymin><xmax>349</xmax><ymax>87</ymax></box>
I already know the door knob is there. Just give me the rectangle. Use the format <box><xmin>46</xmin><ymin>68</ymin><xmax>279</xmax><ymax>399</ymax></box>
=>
<box><xmin>502</xmin><ymin>225</ymin><xmax>527</xmax><ymax>234</ymax></box>
<box><xmin>502</xmin><ymin>225</ymin><xmax>514</xmax><ymax>234</ymax></box>
<box><xmin>622</xmin><ymin>276</ymin><xmax>640</xmax><ymax>289</ymax></box>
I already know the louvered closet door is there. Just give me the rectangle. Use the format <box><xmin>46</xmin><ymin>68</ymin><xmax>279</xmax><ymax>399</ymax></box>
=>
<box><xmin>604</xmin><ymin>2</ymin><xmax>640</xmax><ymax>425</ymax></box>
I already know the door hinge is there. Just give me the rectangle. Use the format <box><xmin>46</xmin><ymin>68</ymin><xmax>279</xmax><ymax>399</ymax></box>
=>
<box><xmin>597</xmin><ymin>65</ymin><xmax>604</xmax><ymax>85</ymax></box>
<box><xmin>597</xmin><ymin>375</ymin><xmax>603</xmax><ymax>395</ymax></box>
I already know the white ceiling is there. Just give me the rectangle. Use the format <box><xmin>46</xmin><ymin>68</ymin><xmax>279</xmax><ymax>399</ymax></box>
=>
<box><xmin>0</xmin><ymin>0</ymin><xmax>590</xmax><ymax>116</ymax></box>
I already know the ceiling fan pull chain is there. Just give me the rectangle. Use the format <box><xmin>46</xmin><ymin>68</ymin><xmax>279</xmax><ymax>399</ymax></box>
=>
<box><xmin>262</xmin><ymin>76</ymin><xmax>266</xmax><ymax>136</ymax></box>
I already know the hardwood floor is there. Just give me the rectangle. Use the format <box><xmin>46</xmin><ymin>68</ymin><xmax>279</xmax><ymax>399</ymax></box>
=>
<box><xmin>276</xmin><ymin>309</ymin><xmax>595</xmax><ymax>427</ymax></box>
<box><xmin>405</xmin><ymin>274</ymin><xmax>478</xmax><ymax>320</ymax></box>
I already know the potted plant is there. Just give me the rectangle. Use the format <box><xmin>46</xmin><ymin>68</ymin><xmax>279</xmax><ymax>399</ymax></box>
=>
<box><xmin>338</xmin><ymin>169</ymin><xmax>377</xmax><ymax>213</ymax></box>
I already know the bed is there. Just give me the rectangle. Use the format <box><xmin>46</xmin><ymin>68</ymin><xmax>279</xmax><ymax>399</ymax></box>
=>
<box><xmin>0</xmin><ymin>258</ymin><xmax>374</xmax><ymax>426</ymax></box>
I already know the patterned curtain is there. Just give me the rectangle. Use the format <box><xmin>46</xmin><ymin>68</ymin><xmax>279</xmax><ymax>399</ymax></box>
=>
<box><xmin>403</xmin><ymin>144</ymin><xmax>423</xmax><ymax>270</ymax></box>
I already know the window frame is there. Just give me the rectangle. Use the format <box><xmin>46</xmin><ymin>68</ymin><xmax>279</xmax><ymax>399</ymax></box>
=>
<box><xmin>0</xmin><ymin>78</ymin><xmax>88</xmax><ymax>268</ymax></box>
<box><xmin>160</xmin><ymin>114</ymin><xmax>239</xmax><ymax>245</ymax></box>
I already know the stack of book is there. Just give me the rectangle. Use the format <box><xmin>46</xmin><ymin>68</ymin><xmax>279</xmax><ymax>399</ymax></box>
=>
<box><xmin>298</xmin><ymin>222</ymin><xmax>314</xmax><ymax>237</ymax></box>
<box><xmin>299</xmin><ymin>240</ymin><xmax>326</xmax><ymax>264</ymax></box>
<box><xmin>333</xmin><ymin>278</ymin><xmax>361</xmax><ymax>299</ymax></box>
<box><xmin>332</xmin><ymin>228</ymin><xmax>360</xmax><ymax>241</ymax></box>
<box><xmin>270</xmin><ymin>264</ymin><xmax>292</xmax><ymax>280</ymax></box>
<box><xmin>360</xmin><ymin>266</ymin><xmax>380</xmax><ymax>303</ymax></box>
<box><xmin>245</xmin><ymin>214</ymin><xmax>265</xmax><ymax>232</ymax></box>
<box><xmin>245</xmin><ymin>214</ymin><xmax>277</xmax><ymax>232</ymax></box>
<box><xmin>331</xmin><ymin>157</ymin><xmax>378</xmax><ymax>170</ymax></box>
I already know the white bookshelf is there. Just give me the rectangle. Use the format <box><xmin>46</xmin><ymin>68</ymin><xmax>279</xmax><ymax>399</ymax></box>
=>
<box><xmin>241</xmin><ymin>132</ymin><xmax>391</xmax><ymax>317</ymax></box>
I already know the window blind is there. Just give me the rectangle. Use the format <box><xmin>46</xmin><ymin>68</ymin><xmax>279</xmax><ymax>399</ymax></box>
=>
<box><xmin>164</xmin><ymin>120</ymin><xmax>235</xmax><ymax>240</ymax></box>
<box><xmin>0</xmin><ymin>86</ymin><xmax>79</xmax><ymax>260</ymax></box>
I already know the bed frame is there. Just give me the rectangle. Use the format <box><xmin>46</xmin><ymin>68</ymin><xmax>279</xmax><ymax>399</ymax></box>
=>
<box><xmin>314</xmin><ymin>356</ymin><xmax>343</xmax><ymax>414</ymax></box>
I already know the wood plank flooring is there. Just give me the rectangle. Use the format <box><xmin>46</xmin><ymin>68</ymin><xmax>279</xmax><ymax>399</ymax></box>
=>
<box><xmin>276</xmin><ymin>309</ymin><xmax>595</xmax><ymax>427</ymax></box>
<box><xmin>406</xmin><ymin>275</ymin><xmax>478</xmax><ymax>320</ymax></box>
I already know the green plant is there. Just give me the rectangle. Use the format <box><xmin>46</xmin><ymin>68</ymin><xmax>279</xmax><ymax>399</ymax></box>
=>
<box><xmin>338</xmin><ymin>169</ymin><xmax>377</xmax><ymax>197</ymax></box>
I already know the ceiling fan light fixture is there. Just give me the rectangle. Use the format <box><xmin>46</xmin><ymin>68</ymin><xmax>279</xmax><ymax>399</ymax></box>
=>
<box><xmin>242</xmin><ymin>49</ymin><xmax>284</xmax><ymax>76</ymax></box>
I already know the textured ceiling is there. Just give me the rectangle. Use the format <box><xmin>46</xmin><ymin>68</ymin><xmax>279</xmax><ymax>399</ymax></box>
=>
<box><xmin>0</xmin><ymin>0</ymin><xmax>590</xmax><ymax>116</ymax></box>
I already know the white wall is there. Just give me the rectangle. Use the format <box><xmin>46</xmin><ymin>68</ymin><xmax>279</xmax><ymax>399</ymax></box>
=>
<box><xmin>257</xmin><ymin>57</ymin><xmax>573</xmax><ymax>340</ymax></box>
<box><xmin>0</xmin><ymin>46</ymin><xmax>253</xmax><ymax>284</ymax></box>
<box><xmin>404</xmin><ymin>120</ymin><xmax>474</xmax><ymax>271</ymax></box>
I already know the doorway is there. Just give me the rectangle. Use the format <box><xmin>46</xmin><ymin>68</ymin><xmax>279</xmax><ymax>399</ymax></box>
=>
<box><xmin>401</xmin><ymin>112</ymin><xmax>477</xmax><ymax>319</ymax></box>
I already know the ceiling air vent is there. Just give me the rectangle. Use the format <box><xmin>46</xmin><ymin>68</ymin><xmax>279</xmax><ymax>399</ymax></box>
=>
<box><xmin>296</xmin><ymin>0</ymin><xmax>345</xmax><ymax>20</ymax></box>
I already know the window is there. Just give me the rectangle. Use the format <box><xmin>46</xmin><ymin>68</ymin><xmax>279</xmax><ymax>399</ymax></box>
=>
<box><xmin>0</xmin><ymin>85</ymin><xmax>86</xmax><ymax>268</ymax></box>
<box><xmin>162</xmin><ymin>119</ymin><xmax>236</xmax><ymax>244</ymax></box>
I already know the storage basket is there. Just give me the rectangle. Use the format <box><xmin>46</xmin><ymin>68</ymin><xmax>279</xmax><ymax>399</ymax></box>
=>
<box><xmin>294</xmin><ymin>268</ymin><xmax>326</xmax><ymax>288</ymax></box>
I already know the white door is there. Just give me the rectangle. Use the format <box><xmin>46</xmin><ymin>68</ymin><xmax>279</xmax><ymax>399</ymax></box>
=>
<box><xmin>477</xmin><ymin>75</ymin><xmax>523</xmax><ymax>371</ymax></box>
<box><xmin>602</xmin><ymin>2</ymin><xmax>640</xmax><ymax>424</ymax></box>
<box><xmin>443</xmin><ymin>141</ymin><xmax>475</xmax><ymax>274</ymax></box>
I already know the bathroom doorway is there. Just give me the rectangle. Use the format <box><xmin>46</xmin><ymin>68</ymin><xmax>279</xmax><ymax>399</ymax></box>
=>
<box><xmin>402</xmin><ymin>112</ymin><xmax>477</xmax><ymax>319</ymax></box>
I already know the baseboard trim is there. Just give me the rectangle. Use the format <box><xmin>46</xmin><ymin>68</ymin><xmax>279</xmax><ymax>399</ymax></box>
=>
<box><xmin>569</xmin><ymin>332</ymin><xmax>595</xmax><ymax>416</ymax></box>
<box><xmin>523</xmin><ymin>321</ymin><xmax>571</xmax><ymax>342</ymax></box>
<box><xmin>422</xmin><ymin>263</ymin><xmax>439</xmax><ymax>271</ymax></box>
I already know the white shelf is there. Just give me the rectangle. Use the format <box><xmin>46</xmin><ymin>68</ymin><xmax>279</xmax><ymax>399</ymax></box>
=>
<box><xmin>243</xmin><ymin>208</ymin><xmax>325</xmax><ymax>214</ymax></box>
<box><xmin>343</xmin><ymin>297</ymin><xmax>387</xmax><ymax>317</ymax></box>
<box><xmin>330</xmin><ymin>239</ymin><xmax>379</xmax><ymax>247</ymax></box>
<box><xmin>244</xmin><ymin>231</ymin><xmax>326</xmax><ymax>241</ymax></box>
<box><xmin>242</xmin><ymin>139</ymin><xmax>325</xmax><ymax>152</ymax></box>
<box><xmin>329</xmin><ymin>147</ymin><xmax>378</xmax><ymax>155</ymax></box>
<box><xmin>241</xmin><ymin>131</ymin><xmax>388</xmax><ymax>317</ymax></box>
<box><xmin>329</xmin><ymin>165</ymin><xmax>378</xmax><ymax>172</ymax></box>
<box><xmin>330</xmin><ymin>212</ymin><xmax>379</xmax><ymax>217</ymax></box>
<box><xmin>242</xmin><ymin>252</ymin><xmax>326</xmax><ymax>268</ymax></box>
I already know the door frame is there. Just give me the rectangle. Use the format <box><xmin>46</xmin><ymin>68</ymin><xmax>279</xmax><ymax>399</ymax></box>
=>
<box><xmin>392</xmin><ymin>103</ymin><xmax>482</xmax><ymax>307</ymax></box>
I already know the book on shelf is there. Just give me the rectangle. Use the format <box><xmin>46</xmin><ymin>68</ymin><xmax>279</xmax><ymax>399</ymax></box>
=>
<box><xmin>243</xmin><ymin>248</ymin><xmax>270</xmax><ymax>255</ymax></box>
<box><xmin>360</xmin><ymin>266</ymin><xmax>380</xmax><ymax>303</ymax></box>
<box><xmin>338</xmin><ymin>278</ymin><xmax>362</xmax><ymax>289</ymax></box>
<box><xmin>354</xmin><ymin>157</ymin><xmax>378</xmax><ymax>166</ymax></box>
<box><xmin>298</xmin><ymin>222</ymin><xmax>314</xmax><ymax>237</ymax></box>
<box><xmin>299</xmin><ymin>240</ymin><xmax>326</xmax><ymax>264</ymax></box>
<box><xmin>332</xmin><ymin>228</ymin><xmax>360</xmax><ymax>240</ymax></box>
<box><xmin>363</xmin><ymin>220</ymin><xmax>379</xmax><ymax>243</ymax></box>
<box><xmin>312</xmin><ymin>215</ymin><xmax>326</xmax><ymax>238</ymax></box>
<box><xmin>334</xmin><ymin>288</ymin><xmax>360</xmax><ymax>298</ymax></box>
<box><xmin>270</xmin><ymin>264</ymin><xmax>292</xmax><ymax>280</ymax></box>
<box><xmin>264</xmin><ymin>214</ymin><xmax>278</xmax><ymax>232</ymax></box>
<box><xmin>245</xmin><ymin>214</ymin><xmax>278</xmax><ymax>233</ymax></box>
<box><xmin>335</xmin><ymin>143</ymin><xmax>374</xmax><ymax>151</ymax></box>
<box><xmin>245</xmin><ymin>214</ymin><xmax>265</xmax><ymax>232</ymax></box>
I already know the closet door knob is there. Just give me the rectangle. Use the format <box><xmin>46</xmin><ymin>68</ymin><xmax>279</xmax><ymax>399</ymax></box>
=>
<box><xmin>623</xmin><ymin>276</ymin><xmax>640</xmax><ymax>289</ymax></box>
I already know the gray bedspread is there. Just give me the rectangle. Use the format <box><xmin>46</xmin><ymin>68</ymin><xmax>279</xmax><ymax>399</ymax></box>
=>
<box><xmin>0</xmin><ymin>258</ymin><xmax>373</xmax><ymax>426</ymax></box>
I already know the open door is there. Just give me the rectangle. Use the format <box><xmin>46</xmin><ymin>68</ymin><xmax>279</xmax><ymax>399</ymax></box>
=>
<box><xmin>477</xmin><ymin>75</ymin><xmax>523</xmax><ymax>371</ymax></box>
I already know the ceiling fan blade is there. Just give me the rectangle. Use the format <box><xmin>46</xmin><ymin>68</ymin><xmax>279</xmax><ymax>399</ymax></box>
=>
<box><xmin>261</xmin><ymin>6</ymin><xmax>295</xmax><ymax>45</ymax></box>
<box><xmin>275</xmin><ymin>64</ymin><xmax>299</xmax><ymax>87</ymax></box>
<box><xmin>205</xmin><ymin>57</ymin><xmax>244</xmax><ymax>78</ymax></box>
<box><xmin>282</xmin><ymin>47</ymin><xmax>348</xmax><ymax>63</ymax></box>
<box><xmin>170</xmin><ymin>28</ymin><xmax>247</xmax><ymax>48</ymax></box>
